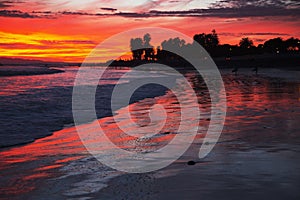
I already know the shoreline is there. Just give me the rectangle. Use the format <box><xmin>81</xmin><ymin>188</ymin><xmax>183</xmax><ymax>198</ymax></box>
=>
<box><xmin>0</xmin><ymin>65</ymin><xmax>298</xmax><ymax>150</ymax></box>
<box><xmin>214</xmin><ymin>53</ymin><xmax>300</xmax><ymax>71</ymax></box>
<box><xmin>1</xmin><ymin>66</ymin><xmax>300</xmax><ymax>199</ymax></box>
<box><xmin>101</xmin><ymin>143</ymin><xmax>300</xmax><ymax>200</ymax></box>
<box><xmin>0</xmin><ymin>67</ymin><xmax>64</xmax><ymax>77</ymax></box>
<box><xmin>0</xmin><ymin>68</ymin><xmax>174</xmax><ymax>150</ymax></box>
<box><xmin>87</xmin><ymin>69</ymin><xmax>300</xmax><ymax>199</ymax></box>
<box><xmin>104</xmin><ymin>53</ymin><xmax>300</xmax><ymax>71</ymax></box>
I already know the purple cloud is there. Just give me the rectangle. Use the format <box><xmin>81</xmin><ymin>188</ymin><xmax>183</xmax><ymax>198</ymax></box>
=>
<box><xmin>0</xmin><ymin>9</ymin><xmax>40</xmax><ymax>18</ymax></box>
<box><xmin>100</xmin><ymin>7</ymin><xmax>117</xmax><ymax>12</ymax></box>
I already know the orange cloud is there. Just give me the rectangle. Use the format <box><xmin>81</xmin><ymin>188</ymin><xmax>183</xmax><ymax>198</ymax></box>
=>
<box><xmin>0</xmin><ymin>5</ymin><xmax>299</xmax><ymax>62</ymax></box>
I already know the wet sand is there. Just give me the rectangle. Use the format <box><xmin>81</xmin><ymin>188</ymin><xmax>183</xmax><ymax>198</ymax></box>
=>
<box><xmin>0</xmin><ymin>68</ymin><xmax>300</xmax><ymax>199</ymax></box>
<box><xmin>0</xmin><ymin>66</ymin><xmax>64</xmax><ymax>77</ymax></box>
<box><xmin>215</xmin><ymin>53</ymin><xmax>300</xmax><ymax>71</ymax></box>
<box><xmin>91</xmin><ymin>69</ymin><xmax>300</xmax><ymax>200</ymax></box>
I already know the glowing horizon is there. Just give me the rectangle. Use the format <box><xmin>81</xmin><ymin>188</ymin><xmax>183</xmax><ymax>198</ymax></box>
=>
<box><xmin>0</xmin><ymin>0</ymin><xmax>299</xmax><ymax>62</ymax></box>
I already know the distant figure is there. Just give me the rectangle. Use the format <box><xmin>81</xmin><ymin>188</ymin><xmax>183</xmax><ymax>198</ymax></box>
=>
<box><xmin>232</xmin><ymin>67</ymin><xmax>238</xmax><ymax>75</ymax></box>
<box><xmin>252</xmin><ymin>66</ymin><xmax>258</xmax><ymax>74</ymax></box>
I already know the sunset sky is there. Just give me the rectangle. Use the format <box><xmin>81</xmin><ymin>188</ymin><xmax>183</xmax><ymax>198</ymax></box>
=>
<box><xmin>0</xmin><ymin>0</ymin><xmax>299</xmax><ymax>62</ymax></box>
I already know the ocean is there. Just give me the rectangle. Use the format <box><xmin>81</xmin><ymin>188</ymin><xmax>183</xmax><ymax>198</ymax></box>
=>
<box><xmin>0</xmin><ymin>66</ymin><xmax>170</xmax><ymax>147</ymax></box>
<box><xmin>0</xmin><ymin>66</ymin><xmax>300</xmax><ymax>199</ymax></box>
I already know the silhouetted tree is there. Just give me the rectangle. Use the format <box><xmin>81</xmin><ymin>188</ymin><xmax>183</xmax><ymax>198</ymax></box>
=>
<box><xmin>130</xmin><ymin>33</ymin><xmax>155</xmax><ymax>61</ymax></box>
<box><xmin>214</xmin><ymin>44</ymin><xmax>238</xmax><ymax>57</ymax></box>
<box><xmin>285</xmin><ymin>37</ymin><xmax>300</xmax><ymax>51</ymax></box>
<box><xmin>193</xmin><ymin>30</ymin><xmax>219</xmax><ymax>56</ymax></box>
<box><xmin>129</xmin><ymin>31</ymin><xmax>300</xmax><ymax>65</ymax></box>
<box><xmin>210</xmin><ymin>29</ymin><xmax>220</xmax><ymax>48</ymax></box>
<box><xmin>156</xmin><ymin>46</ymin><xmax>162</xmax><ymax>61</ymax></box>
<box><xmin>130</xmin><ymin>37</ymin><xmax>143</xmax><ymax>60</ymax></box>
<box><xmin>193</xmin><ymin>30</ymin><xmax>219</xmax><ymax>49</ymax></box>
<box><xmin>239</xmin><ymin>37</ymin><xmax>254</xmax><ymax>49</ymax></box>
<box><xmin>161</xmin><ymin>37</ymin><xmax>187</xmax><ymax>61</ymax></box>
<box><xmin>143</xmin><ymin>33</ymin><xmax>155</xmax><ymax>60</ymax></box>
<box><xmin>161</xmin><ymin>37</ymin><xmax>186</xmax><ymax>50</ymax></box>
<box><xmin>263</xmin><ymin>37</ymin><xmax>285</xmax><ymax>53</ymax></box>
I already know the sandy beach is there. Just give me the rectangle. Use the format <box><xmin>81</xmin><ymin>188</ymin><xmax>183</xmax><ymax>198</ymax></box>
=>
<box><xmin>0</xmin><ymin>67</ymin><xmax>299</xmax><ymax>199</ymax></box>
<box><xmin>0</xmin><ymin>66</ymin><xmax>64</xmax><ymax>77</ymax></box>
<box><xmin>1</xmin><ymin>0</ymin><xmax>300</xmax><ymax>199</ymax></box>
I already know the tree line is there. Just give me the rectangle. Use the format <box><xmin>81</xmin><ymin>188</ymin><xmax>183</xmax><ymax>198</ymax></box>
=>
<box><xmin>129</xmin><ymin>30</ymin><xmax>300</xmax><ymax>61</ymax></box>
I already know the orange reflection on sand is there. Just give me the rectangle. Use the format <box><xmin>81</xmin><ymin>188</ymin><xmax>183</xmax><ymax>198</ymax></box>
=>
<box><xmin>0</xmin><ymin>126</ymin><xmax>87</xmax><ymax>197</ymax></box>
<box><xmin>0</xmin><ymin>71</ymin><xmax>209</xmax><ymax>198</ymax></box>
<box><xmin>0</xmin><ymin>126</ymin><xmax>85</xmax><ymax>169</ymax></box>
<box><xmin>22</xmin><ymin>172</ymin><xmax>50</xmax><ymax>181</ymax></box>
<box><xmin>55</xmin><ymin>156</ymin><xmax>85</xmax><ymax>164</ymax></box>
<box><xmin>35</xmin><ymin>164</ymin><xmax>63</xmax><ymax>171</ymax></box>
<box><xmin>222</xmin><ymin>74</ymin><xmax>300</xmax><ymax>145</ymax></box>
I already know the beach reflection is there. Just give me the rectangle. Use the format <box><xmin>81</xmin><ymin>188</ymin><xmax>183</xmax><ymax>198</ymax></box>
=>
<box><xmin>0</xmin><ymin>70</ymin><xmax>299</xmax><ymax>198</ymax></box>
<box><xmin>0</xmin><ymin>126</ymin><xmax>86</xmax><ymax>196</ymax></box>
<box><xmin>223</xmin><ymin>74</ymin><xmax>300</xmax><ymax>145</ymax></box>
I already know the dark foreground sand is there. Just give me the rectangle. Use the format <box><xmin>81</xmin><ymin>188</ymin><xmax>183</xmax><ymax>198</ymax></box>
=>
<box><xmin>25</xmin><ymin>144</ymin><xmax>300</xmax><ymax>200</ymax></box>
<box><xmin>98</xmin><ymin>144</ymin><xmax>300</xmax><ymax>200</ymax></box>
